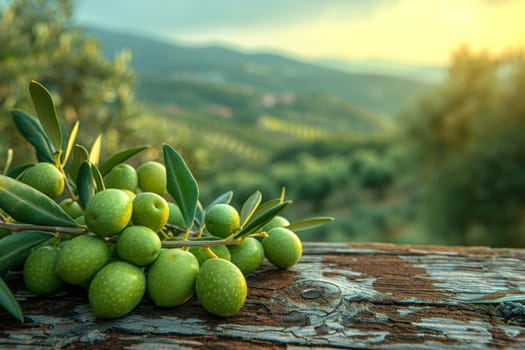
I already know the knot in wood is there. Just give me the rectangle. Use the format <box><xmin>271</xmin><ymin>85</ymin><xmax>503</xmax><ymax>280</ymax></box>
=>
<box><xmin>301</xmin><ymin>288</ymin><xmax>324</xmax><ymax>299</ymax></box>
<box><xmin>283</xmin><ymin>279</ymin><xmax>342</xmax><ymax>314</ymax></box>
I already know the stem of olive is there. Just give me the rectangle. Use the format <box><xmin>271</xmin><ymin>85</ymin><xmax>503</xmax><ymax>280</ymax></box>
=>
<box><xmin>160</xmin><ymin>238</ymin><xmax>239</xmax><ymax>248</ymax></box>
<box><xmin>0</xmin><ymin>219</ymin><xmax>88</xmax><ymax>235</ymax></box>
<box><xmin>164</xmin><ymin>223</ymin><xmax>187</xmax><ymax>233</ymax></box>
<box><xmin>249</xmin><ymin>231</ymin><xmax>268</xmax><ymax>239</ymax></box>
<box><xmin>203</xmin><ymin>246</ymin><xmax>218</xmax><ymax>258</ymax></box>
<box><xmin>0</xmin><ymin>216</ymin><xmax>247</xmax><ymax>248</ymax></box>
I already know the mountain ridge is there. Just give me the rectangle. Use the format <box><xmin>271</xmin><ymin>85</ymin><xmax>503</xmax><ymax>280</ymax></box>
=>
<box><xmin>313</xmin><ymin>58</ymin><xmax>446</xmax><ymax>83</ymax></box>
<box><xmin>84</xmin><ymin>27</ymin><xmax>433</xmax><ymax>116</ymax></box>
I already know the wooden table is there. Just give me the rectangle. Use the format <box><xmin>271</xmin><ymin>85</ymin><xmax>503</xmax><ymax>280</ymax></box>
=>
<box><xmin>2</xmin><ymin>242</ymin><xmax>525</xmax><ymax>349</ymax></box>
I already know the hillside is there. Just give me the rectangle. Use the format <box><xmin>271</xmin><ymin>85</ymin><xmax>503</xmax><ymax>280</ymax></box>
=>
<box><xmin>85</xmin><ymin>27</ymin><xmax>433</xmax><ymax>116</ymax></box>
<box><xmin>135</xmin><ymin>75</ymin><xmax>391</xmax><ymax>133</ymax></box>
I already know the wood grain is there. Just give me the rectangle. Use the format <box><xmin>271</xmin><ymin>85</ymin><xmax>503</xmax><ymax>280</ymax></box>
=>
<box><xmin>1</xmin><ymin>242</ymin><xmax>525</xmax><ymax>349</ymax></box>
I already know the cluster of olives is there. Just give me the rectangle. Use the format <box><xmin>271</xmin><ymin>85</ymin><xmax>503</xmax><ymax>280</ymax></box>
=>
<box><xmin>19</xmin><ymin>160</ymin><xmax>303</xmax><ymax>319</ymax></box>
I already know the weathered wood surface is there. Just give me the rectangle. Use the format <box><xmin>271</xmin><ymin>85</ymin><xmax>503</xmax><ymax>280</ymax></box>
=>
<box><xmin>2</xmin><ymin>242</ymin><xmax>525</xmax><ymax>349</ymax></box>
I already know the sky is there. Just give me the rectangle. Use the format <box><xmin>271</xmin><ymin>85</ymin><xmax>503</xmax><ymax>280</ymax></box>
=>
<box><xmin>74</xmin><ymin>0</ymin><xmax>525</xmax><ymax>66</ymax></box>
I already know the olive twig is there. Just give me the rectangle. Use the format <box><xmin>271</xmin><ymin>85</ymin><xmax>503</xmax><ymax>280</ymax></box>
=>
<box><xmin>0</xmin><ymin>220</ymin><xmax>88</xmax><ymax>235</ymax></box>
<box><xmin>160</xmin><ymin>237</ymin><xmax>241</xmax><ymax>248</ymax></box>
<box><xmin>164</xmin><ymin>223</ymin><xmax>188</xmax><ymax>234</ymax></box>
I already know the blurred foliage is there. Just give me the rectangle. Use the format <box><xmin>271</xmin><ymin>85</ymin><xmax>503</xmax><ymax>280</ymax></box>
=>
<box><xmin>401</xmin><ymin>47</ymin><xmax>525</xmax><ymax>246</ymax></box>
<box><xmin>351</xmin><ymin>150</ymin><xmax>394</xmax><ymax>196</ymax></box>
<box><xmin>0</xmin><ymin>0</ymin><xmax>138</xmax><ymax>163</ymax></box>
<box><xmin>198</xmin><ymin>144</ymin><xmax>402</xmax><ymax>244</ymax></box>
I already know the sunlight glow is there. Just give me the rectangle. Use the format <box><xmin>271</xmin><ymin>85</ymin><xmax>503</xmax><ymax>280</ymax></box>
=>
<box><xmin>170</xmin><ymin>0</ymin><xmax>525</xmax><ymax>65</ymax></box>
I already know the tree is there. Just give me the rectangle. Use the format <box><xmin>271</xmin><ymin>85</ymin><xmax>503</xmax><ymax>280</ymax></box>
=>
<box><xmin>401</xmin><ymin>47</ymin><xmax>525</xmax><ymax>246</ymax></box>
<box><xmin>0</xmin><ymin>0</ymin><xmax>136</xmax><ymax>163</ymax></box>
<box><xmin>351</xmin><ymin>150</ymin><xmax>393</xmax><ymax>197</ymax></box>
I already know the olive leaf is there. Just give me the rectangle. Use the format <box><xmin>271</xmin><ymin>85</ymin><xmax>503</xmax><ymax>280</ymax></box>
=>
<box><xmin>6</xmin><ymin>164</ymin><xmax>32</xmax><ymax>179</ymax></box>
<box><xmin>194</xmin><ymin>201</ymin><xmax>205</xmax><ymax>229</ymax></box>
<box><xmin>11</xmin><ymin>110</ymin><xmax>55</xmax><ymax>163</ymax></box>
<box><xmin>287</xmin><ymin>216</ymin><xmax>335</xmax><ymax>232</ymax></box>
<box><xmin>163</xmin><ymin>144</ymin><xmax>199</xmax><ymax>229</ymax></box>
<box><xmin>0</xmin><ymin>175</ymin><xmax>78</xmax><ymax>227</ymax></box>
<box><xmin>0</xmin><ymin>230</ymin><xmax>54</xmax><ymax>276</ymax></box>
<box><xmin>62</xmin><ymin>121</ymin><xmax>80</xmax><ymax>166</ymax></box>
<box><xmin>68</xmin><ymin>144</ymin><xmax>90</xmax><ymax>183</ymax></box>
<box><xmin>77</xmin><ymin>161</ymin><xmax>95</xmax><ymax>209</ymax></box>
<box><xmin>0</xmin><ymin>278</ymin><xmax>24</xmax><ymax>322</ymax></box>
<box><xmin>251</xmin><ymin>198</ymin><xmax>281</xmax><ymax>218</ymax></box>
<box><xmin>98</xmin><ymin>145</ymin><xmax>149</xmax><ymax>176</ymax></box>
<box><xmin>91</xmin><ymin>164</ymin><xmax>105</xmax><ymax>192</ymax></box>
<box><xmin>2</xmin><ymin>149</ymin><xmax>13</xmax><ymax>175</ymax></box>
<box><xmin>240</xmin><ymin>191</ymin><xmax>262</xmax><ymax>228</ymax></box>
<box><xmin>234</xmin><ymin>200</ymin><xmax>291</xmax><ymax>238</ymax></box>
<box><xmin>29</xmin><ymin>80</ymin><xmax>62</xmax><ymax>153</ymax></box>
<box><xmin>89</xmin><ymin>134</ymin><xmax>102</xmax><ymax>165</ymax></box>
<box><xmin>206</xmin><ymin>191</ymin><xmax>233</xmax><ymax>210</ymax></box>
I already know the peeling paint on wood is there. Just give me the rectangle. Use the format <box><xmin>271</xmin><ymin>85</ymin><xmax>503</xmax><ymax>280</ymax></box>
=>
<box><xmin>1</xmin><ymin>242</ymin><xmax>525</xmax><ymax>349</ymax></box>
